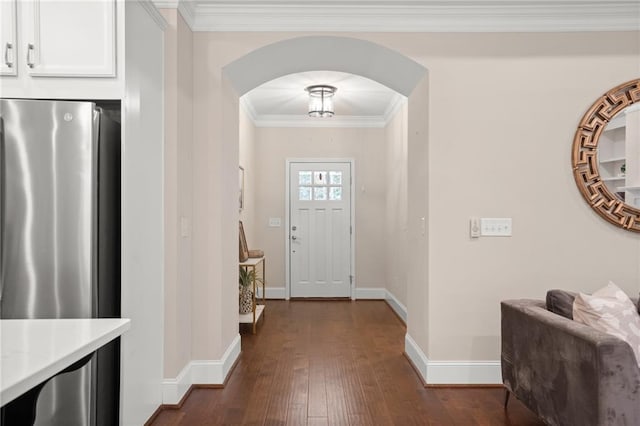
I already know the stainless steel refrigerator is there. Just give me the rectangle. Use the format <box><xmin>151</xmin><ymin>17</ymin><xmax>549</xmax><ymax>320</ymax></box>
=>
<box><xmin>0</xmin><ymin>99</ymin><xmax>121</xmax><ymax>426</ymax></box>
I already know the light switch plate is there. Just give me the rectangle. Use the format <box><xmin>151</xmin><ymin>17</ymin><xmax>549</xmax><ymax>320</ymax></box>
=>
<box><xmin>470</xmin><ymin>217</ymin><xmax>480</xmax><ymax>238</ymax></box>
<box><xmin>480</xmin><ymin>218</ymin><xmax>512</xmax><ymax>236</ymax></box>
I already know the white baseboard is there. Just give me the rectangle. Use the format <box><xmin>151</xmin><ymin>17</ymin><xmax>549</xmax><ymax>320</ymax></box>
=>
<box><xmin>256</xmin><ymin>286</ymin><xmax>286</xmax><ymax>299</ymax></box>
<box><xmin>354</xmin><ymin>287</ymin><xmax>386</xmax><ymax>299</ymax></box>
<box><xmin>426</xmin><ymin>360</ymin><xmax>502</xmax><ymax>384</ymax></box>
<box><xmin>162</xmin><ymin>334</ymin><xmax>242</xmax><ymax>404</ymax></box>
<box><xmin>384</xmin><ymin>290</ymin><xmax>407</xmax><ymax>324</ymax></box>
<box><xmin>404</xmin><ymin>333</ymin><xmax>501</xmax><ymax>385</ymax></box>
<box><xmin>161</xmin><ymin>361</ymin><xmax>192</xmax><ymax>406</ymax></box>
<box><xmin>405</xmin><ymin>333</ymin><xmax>429</xmax><ymax>382</ymax></box>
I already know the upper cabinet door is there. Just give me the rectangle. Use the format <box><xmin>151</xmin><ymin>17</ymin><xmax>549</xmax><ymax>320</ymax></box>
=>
<box><xmin>0</xmin><ymin>0</ymin><xmax>17</xmax><ymax>76</ymax></box>
<box><xmin>22</xmin><ymin>0</ymin><xmax>116</xmax><ymax>77</ymax></box>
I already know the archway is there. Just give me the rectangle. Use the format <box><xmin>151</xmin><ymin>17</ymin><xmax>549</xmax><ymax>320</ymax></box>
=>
<box><xmin>218</xmin><ymin>34</ymin><xmax>431</xmax><ymax>384</ymax></box>
<box><xmin>222</xmin><ymin>36</ymin><xmax>426</xmax><ymax>97</ymax></box>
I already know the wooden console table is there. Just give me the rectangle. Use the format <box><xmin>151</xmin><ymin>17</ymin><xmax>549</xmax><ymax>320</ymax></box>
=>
<box><xmin>239</xmin><ymin>256</ymin><xmax>266</xmax><ymax>334</ymax></box>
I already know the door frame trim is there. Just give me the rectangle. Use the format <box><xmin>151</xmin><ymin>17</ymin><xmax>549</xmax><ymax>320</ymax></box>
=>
<box><xmin>285</xmin><ymin>158</ymin><xmax>356</xmax><ymax>300</ymax></box>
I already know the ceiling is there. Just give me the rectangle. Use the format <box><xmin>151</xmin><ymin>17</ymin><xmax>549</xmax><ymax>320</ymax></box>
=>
<box><xmin>241</xmin><ymin>71</ymin><xmax>404</xmax><ymax>128</ymax></box>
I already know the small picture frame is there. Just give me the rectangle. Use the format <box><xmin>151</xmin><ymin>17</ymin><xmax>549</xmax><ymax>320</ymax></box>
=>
<box><xmin>239</xmin><ymin>221</ymin><xmax>249</xmax><ymax>262</ymax></box>
<box><xmin>239</xmin><ymin>166</ymin><xmax>245</xmax><ymax>212</ymax></box>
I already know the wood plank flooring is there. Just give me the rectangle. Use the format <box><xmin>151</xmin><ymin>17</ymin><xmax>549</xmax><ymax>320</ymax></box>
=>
<box><xmin>150</xmin><ymin>300</ymin><xmax>543</xmax><ymax>426</ymax></box>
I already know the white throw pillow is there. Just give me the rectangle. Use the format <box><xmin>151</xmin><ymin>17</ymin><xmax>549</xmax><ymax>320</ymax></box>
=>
<box><xmin>573</xmin><ymin>281</ymin><xmax>640</xmax><ymax>367</ymax></box>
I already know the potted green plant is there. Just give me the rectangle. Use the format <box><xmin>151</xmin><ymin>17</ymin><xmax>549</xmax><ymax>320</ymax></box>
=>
<box><xmin>239</xmin><ymin>267</ymin><xmax>262</xmax><ymax>314</ymax></box>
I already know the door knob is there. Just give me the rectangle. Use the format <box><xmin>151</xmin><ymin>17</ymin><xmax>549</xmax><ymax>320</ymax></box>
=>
<box><xmin>291</xmin><ymin>235</ymin><xmax>297</xmax><ymax>240</ymax></box>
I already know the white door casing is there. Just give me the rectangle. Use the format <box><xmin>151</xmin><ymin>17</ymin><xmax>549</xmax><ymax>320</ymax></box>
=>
<box><xmin>288</xmin><ymin>161</ymin><xmax>353</xmax><ymax>298</ymax></box>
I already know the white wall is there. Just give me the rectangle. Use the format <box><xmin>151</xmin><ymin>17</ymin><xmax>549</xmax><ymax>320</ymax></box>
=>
<box><xmin>252</xmin><ymin>126</ymin><xmax>388</xmax><ymax>290</ymax></box>
<box><xmin>120</xmin><ymin>2</ymin><xmax>165</xmax><ymax>424</ymax></box>
<box><xmin>385</xmin><ymin>102</ymin><xmax>409</xmax><ymax>306</ymax></box>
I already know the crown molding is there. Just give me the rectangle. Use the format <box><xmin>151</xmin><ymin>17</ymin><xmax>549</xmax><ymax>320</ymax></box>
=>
<box><xmin>139</xmin><ymin>0</ymin><xmax>169</xmax><ymax>30</ymax></box>
<box><xmin>239</xmin><ymin>97</ymin><xmax>259</xmax><ymax>123</ymax></box>
<box><xmin>241</xmin><ymin>92</ymin><xmax>407</xmax><ymax>128</ymax></box>
<box><xmin>251</xmin><ymin>114</ymin><xmax>389</xmax><ymax>128</ymax></box>
<box><xmin>383</xmin><ymin>94</ymin><xmax>407</xmax><ymax>124</ymax></box>
<box><xmin>158</xmin><ymin>1</ymin><xmax>640</xmax><ymax>32</ymax></box>
<box><xmin>152</xmin><ymin>0</ymin><xmax>196</xmax><ymax>28</ymax></box>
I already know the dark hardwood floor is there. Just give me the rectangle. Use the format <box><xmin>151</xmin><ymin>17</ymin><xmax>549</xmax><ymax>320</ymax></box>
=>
<box><xmin>150</xmin><ymin>300</ymin><xmax>543</xmax><ymax>425</ymax></box>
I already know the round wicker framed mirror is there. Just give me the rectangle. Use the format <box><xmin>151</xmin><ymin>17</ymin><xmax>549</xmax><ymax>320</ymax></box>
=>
<box><xmin>572</xmin><ymin>78</ymin><xmax>640</xmax><ymax>232</ymax></box>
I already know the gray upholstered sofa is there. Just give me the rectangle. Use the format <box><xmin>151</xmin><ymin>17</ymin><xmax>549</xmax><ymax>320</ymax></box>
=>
<box><xmin>501</xmin><ymin>296</ymin><xmax>640</xmax><ymax>426</ymax></box>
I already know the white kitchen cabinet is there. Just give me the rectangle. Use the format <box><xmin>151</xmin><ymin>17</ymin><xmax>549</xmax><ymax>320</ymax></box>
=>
<box><xmin>22</xmin><ymin>0</ymin><xmax>116</xmax><ymax>77</ymax></box>
<box><xmin>0</xmin><ymin>0</ymin><xmax>17</xmax><ymax>76</ymax></box>
<box><xmin>0</xmin><ymin>0</ymin><xmax>123</xmax><ymax>100</ymax></box>
<box><xmin>0</xmin><ymin>0</ymin><xmax>116</xmax><ymax>80</ymax></box>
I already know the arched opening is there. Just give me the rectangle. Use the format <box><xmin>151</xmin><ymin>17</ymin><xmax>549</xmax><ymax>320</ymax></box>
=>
<box><xmin>222</xmin><ymin>36</ymin><xmax>426</xmax><ymax>98</ymax></box>
<box><xmin>218</xmin><ymin>35</ymin><xmax>430</xmax><ymax>379</ymax></box>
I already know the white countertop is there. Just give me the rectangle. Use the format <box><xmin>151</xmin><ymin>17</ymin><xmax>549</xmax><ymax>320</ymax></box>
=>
<box><xmin>0</xmin><ymin>318</ymin><xmax>130</xmax><ymax>406</ymax></box>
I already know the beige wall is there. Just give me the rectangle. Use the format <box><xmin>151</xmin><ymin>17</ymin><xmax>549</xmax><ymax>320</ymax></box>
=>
<box><xmin>406</xmin><ymin>33</ymin><xmax>640</xmax><ymax>360</ymax></box>
<box><xmin>406</xmin><ymin>74</ymin><xmax>431</xmax><ymax>354</ymax></box>
<box><xmin>385</xmin><ymin>103</ymin><xmax>409</xmax><ymax>306</ymax></box>
<box><xmin>183</xmin><ymin>30</ymin><xmax>640</xmax><ymax>368</ymax></box>
<box><xmin>239</xmin><ymin>107</ymin><xmax>257</xmax><ymax>244</ymax></box>
<box><xmin>252</xmin><ymin>126</ymin><xmax>388</xmax><ymax>289</ymax></box>
<box><xmin>161</xmin><ymin>9</ymin><xmax>193</xmax><ymax>378</ymax></box>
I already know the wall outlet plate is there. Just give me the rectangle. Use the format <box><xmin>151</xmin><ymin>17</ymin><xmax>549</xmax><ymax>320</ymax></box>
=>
<box><xmin>268</xmin><ymin>217</ymin><xmax>281</xmax><ymax>227</ymax></box>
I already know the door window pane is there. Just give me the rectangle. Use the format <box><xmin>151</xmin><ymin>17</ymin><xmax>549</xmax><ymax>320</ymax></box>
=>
<box><xmin>329</xmin><ymin>171</ymin><xmax>342</xmax><ymax>185</ymax></box>
<box><xmin>299</xmin><ymin>171</ymin><xmax>312</xmax><ymax>185</ymax></box>
<box><xmin>329</xmin><ymin>186</ymin><xmax>342</xmax><ymax>201</ymax></box>
<box><xmin>299</xmin><ymin>187</ymin><xmax>312</xmax><ymax>201</ymax></box>
<box><xmin>314</xmin><ymin>187</ymin><xmax>327</xmax><ymax>200</ymax></box>
<box><xmin>314</xmin><ymin>171</ymin><xmax>327</xmax><ymax>185</ymax></box>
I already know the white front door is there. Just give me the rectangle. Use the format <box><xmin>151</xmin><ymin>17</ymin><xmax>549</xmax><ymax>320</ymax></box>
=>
<box><xmin>289</xmin><ymin>162</ymin><xmax>352</xmax><ymax>298</ymax></box>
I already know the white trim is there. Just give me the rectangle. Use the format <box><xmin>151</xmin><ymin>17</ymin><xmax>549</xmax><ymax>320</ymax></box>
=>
<box><xmin>404</xmin><ymin>333</ymin><xmax>501</xmax><ymax>385</ymax></box>
<box><xmin>162</xmin><ymin>1</ymin><xmax>639</xmax><ymax>33</ymax></box>
<box><xmin>238</xmin><ymin>100</ymin><xmax>406</xmax><ymax>129</ymax></box>
<box><xmin>405</xmin><ymin>334</ymin><xmax>429</xmax><ymax>382</ymax></box>
<box><xmin>350</xmin><ymin>161</ymin><xmax>356</xmax><ymax>300</ymax></box>
<box><xmin>426</xmin><ymin>360</ymin><xmax>502</xmax><ymax>385</ymax></box>
<box><xmin>285</xmin><ymin>162</ymin><xmax>291</xmax><ymax>300</ymax></box>
<box><xmin>256</xmin><ymin>286</ymin><xmax>287</xmax><ymax>299</ymax></box>
<box><xmin>161</xmin><ymin>362</ymin><xmax>191</xmax><ymax>405</ymax></box>
<box><xmin>383</xmin><ymin>95</ymin><xmax>407</xmax><ymax>126</ymax></box>
<box><xmin>161</xmin><ymin>334</ymin><xmax>241</xmax><ymax>404</ymax></box>
<box><xmin>239</xmin><ymin>97</ymin><xmax>259</xmax><ymax>123</ymax></box>
<box><xmin>153</xmin><ymin>0</ymin><xmax>196</xmax><ymax>28</ymax></box>
<box><xmin>139</xmin><ymin>0</ymin><xmax>169</xmax><ymax>30</ymax></box>
<box><xmin>385</xmin><ymin>290</ymin><xmax>408</xmax><ymax>323</ymax></box>
<box><xmin>285</xmin><ymin>159</ymin><xmax>356</xmax><ymax>300</ymax></box>
<box><xmin>354</xmin><ymin>287</ymin><xmax>387</xmax><ymax>299</ymax></box>
<box><xmin>151</xmin><ymin>0</ymin><xmax>179</xmax><ymax>7</ymax></box>
<box><xmin>252</xmin><ymin>114</ymin><xmax>388</xmax><ymax>129</ymax></box>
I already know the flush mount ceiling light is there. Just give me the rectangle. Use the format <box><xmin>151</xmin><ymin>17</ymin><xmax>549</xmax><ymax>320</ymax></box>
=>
<box><xmin>305</xmin><ymin>85</ymin><xmax>337</xmax><ymax>118</ymax></box>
